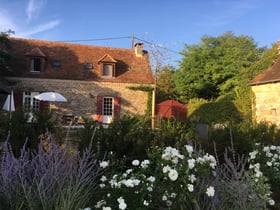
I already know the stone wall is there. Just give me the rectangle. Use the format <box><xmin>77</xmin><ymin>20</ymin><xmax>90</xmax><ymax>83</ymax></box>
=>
<box><xmin>252</xmin><ymin>83</ymin><xmax>280</xmax><ymax>125</ymax></box>
<box><xmin>8</xmin><ymin>77</ymin><xmax>151</xmax><ymax>120</ymax></box>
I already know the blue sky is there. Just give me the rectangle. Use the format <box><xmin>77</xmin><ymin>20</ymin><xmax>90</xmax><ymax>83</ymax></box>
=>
<box><xmin>0</xmin><ymin>0</ymin><xmax>279</xmax><ymax>66</ymax></box>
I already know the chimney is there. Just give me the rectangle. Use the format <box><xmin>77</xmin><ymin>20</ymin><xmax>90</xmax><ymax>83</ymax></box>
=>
<box><xmin>134</xmin><ymin>42</ymin><xmax>144</xmax><ymax>57</ymax></box>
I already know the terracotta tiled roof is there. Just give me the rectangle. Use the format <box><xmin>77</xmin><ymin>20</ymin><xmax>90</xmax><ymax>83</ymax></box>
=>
<box><xmin>25</xmin><ymin>47</ymin><xmax>46</xmax><ymax>57</ymax></box>
<box><xmin>249</xmin><ymin>56</ymin><xmax>280</xmax><ymax>85</ymax></box>
<box><xmin>7</xmin><ymin>37</ymin><xmax>154</xmax><ymax>84</ymax></box>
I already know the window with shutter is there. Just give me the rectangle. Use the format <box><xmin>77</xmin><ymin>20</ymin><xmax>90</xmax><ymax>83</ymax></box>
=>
<box><xmin>96</xmin><ymin>96</ymin><xmax>121</xmax><ymax>123</ymax></box>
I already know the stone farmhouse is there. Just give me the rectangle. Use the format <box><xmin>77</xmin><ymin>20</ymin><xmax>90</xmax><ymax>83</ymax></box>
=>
<box><xmin>2</xmin><ymin>37</ymin><xmax>154</xmax><ymax>124</ymax></box>
<box><xmin>249</xmin><ymin>54</ymin><xmax>280</xmax><ymax>125</ymax></box>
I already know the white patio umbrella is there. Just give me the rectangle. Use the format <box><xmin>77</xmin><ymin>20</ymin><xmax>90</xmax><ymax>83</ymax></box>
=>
<box><xmin>34</xmin><ymin>92</ymin><xmax>67</xmax><ymax>102</ymax></box>
<box><xmin>34</xmin><ymin>92</ymin><xmax>67</xmax><ymax>111</ymax></box>
<box><xmin>2</xmin><ymin>90</ymin><xmax>15</xmax><ymax>119</ymax></box>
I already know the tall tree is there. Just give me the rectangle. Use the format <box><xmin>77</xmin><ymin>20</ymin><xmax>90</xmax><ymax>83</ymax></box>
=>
<box><xmin>0</xmin><ymin>30</ymin><xmax>14</xmax><ymax>74</ymax></box>
<box><xmin>156</xmin><ymin>65</ymin><xmax>178</xmax><ymax>102</ymax></box>
<box><xmin>174</xmin><ymin>31</ymin><xmax>264</xmax><ymax>102</ymax></box>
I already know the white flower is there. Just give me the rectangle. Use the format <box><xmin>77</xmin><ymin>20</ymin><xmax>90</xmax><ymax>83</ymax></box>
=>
<box><xmin>100</xmin><ymin>175</ymin><xmax>107</xmax><ymax>182</ymax></box>
<box><xmin>162</xmin><ymin>195</ymin><xmax>168</xmax><ymax>201</ymax></box>
<box><xmin>269</xmin><ymin>199</ymin><xmax>275</xmax><ymax>205</ymax></box>
<box><xmin>185</xmin><ymin>145</ymin><xmax>193</xmax><ymax>155</ymax></box>
<box><xmin>132</xmin><ymin>159</ymin><xmax>140</xmax><ymax>166</ymax></box>
<box><xmin>270</xmin><ymin>145</ymin><xmax>276</xmax><ymax>150</ymax></box>
<box><xmin>100</xmin><ymin>161</ymin><xmax>109</xmax><ymax>168</ymax></box>
<box><xmin>99</xmin><ymin>183</ymin><xmax>105</xmax><ymax>188</ymax></box>
<box><xmin>266</xmin><ymin>161</ymin><xmax>272</xmax><ymax>166</ymax></box>
<box><xmin>166</xmin><ymin>200</ymin><xmax>172</xmax><ymax>207</ymax></box>
<box><xmin>126</xmin><ymin>169</ymin><xmax>133</xmax><ymax>174</ymax></box>
<box><xmin>168</xmin><ymin>169</ymin><xmax>178</xmax><ymax>181</ymax></box>
<box><xmin>162</xmin><ymin>146</ymin><xmax>184</xmax><ymax>162</ymax></box>
<box><xmin>171</xmin><ymin>192</ymin><xmax>177</xmax><ymax>198</ymax></box>
<box><xmin>95</xmin><ymin>200</ymin><xmax>106</xmax><ymax>208</ymax></box>
<box><xmin>121</xmin><ymin>178</ymin><xmax>140</xmax><ymax>187</ymax></box>
<box><xmin>206</xmin><ymin>186</ymin><xmax>215</xmax><ymax>197</ymax></box>
<box><xmin>117</xmin><ymin>197</ymin><xmax>127</xmax><ymax>210</ymax></box>
<box><xmin>147</xmin><ymin>186</ymin><xmax>153</xmax><ymax>192</ymax></box>
<box><xmin>147</xmin><ymin>176</ymin><xmax>156</xmax><ymax>182</ymax></box>
<box><xmin>263</xmin><ymin>146</ymin><xmax>270</xmax><ymax>152</ymax></box>
<box><xmin>188</xmin><ymin>174</ymin><xmax>196</xmax><ymax>183</ymax></box>
<box><xmin>187</xmin><ymin>184</ymin><xmax>194</xmax><ymax>192</ymax></box>
<box><xmin>249</xmin><ymin>150</ymin><xmax>258</xmax><ymax>160</ymax></box>
<box><xmin>102</xmin><ymin>207</ymin><xmax>111</xmax><ymax>210</ymax></box>
<box><xmin>143</xmin><ymin>200</ymin><xmax>149</xmax><ymax>206</ymax></box>
<box><xmin>163</xmin><ymin>165</ymin><xmax>171</xmax><ymax>173</ymax></box>
<box><xmin>188</xmin><ymin>159</ymin><xmax>196</xmax><ymax>169</ymax></box>
<box><xmin>141</xmin><ymin>159</ymin><xmax>150</xmax><ymax>168</ymax></box>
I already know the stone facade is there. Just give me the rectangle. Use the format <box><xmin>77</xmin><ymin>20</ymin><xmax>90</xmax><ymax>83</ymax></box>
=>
<box><xmin>8</xmin><ymin>77</ymin><xmax>150</xmax><ymax>120</ymax></box>
<box><xmin>251</xmin><ymin>83</ymin><xmax>280</xmax><ymax>125</ymax></box>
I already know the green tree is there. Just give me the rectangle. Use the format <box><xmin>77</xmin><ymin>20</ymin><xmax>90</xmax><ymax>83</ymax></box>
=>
<box><xmin>234</xmin><ymin>42</ymin><xmax>279</xmax><ymax>121</ymax></box>
<box><xmin>156</xmin><ymin>65</ymin><xmax>178</xmax><ymax>102</ymax></box>
<box><xmin>174</xmin><ymin>31</ymin><xmax>264</xmax><ymax>102</ymax></box>
<box><xmin>0</xmin><ymin>30</ymin><xmax>14</xmax><ymax>74</ymax></box>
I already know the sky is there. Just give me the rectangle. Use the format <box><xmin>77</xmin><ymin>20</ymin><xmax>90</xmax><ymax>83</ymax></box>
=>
<box><xmin>0</xmin><ymin>0</ymin><xmax>279</xmax><ymax>67</ymax></box>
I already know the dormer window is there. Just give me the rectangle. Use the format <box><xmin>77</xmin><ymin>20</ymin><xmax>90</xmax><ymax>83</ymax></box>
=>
<box><xmin>98</xmin><ymin>54</ymin><xmax>117</xmax><ymax>78</ymax></box>
<box><xmin>25</xmin><ymin>47</ymin><xmax>46</xmax><ymax>73</ymax></box>
<box><xmin>29</xmin><ymin>57</ymin><xmax>42</xmax><ymax>72</ymax></box>
<box><xmin>103</xmin><ymin>63</ymin><xmax>114</xmax><ymax>77</ymax></box>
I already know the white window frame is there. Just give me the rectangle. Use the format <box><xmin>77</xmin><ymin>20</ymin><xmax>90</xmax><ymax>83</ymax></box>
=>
<box><xmin>23</xmin><ymin>91</ymin><xmax>40</xmax><ymax>112</ymax></box>
<box><xmin>102</xmin><ymin>97</ymin><xmax>114</xmax><ymax>123</ymax></box>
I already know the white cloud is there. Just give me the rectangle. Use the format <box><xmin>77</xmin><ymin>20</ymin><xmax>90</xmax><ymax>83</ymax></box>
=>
<box><xmin>0</xmin><ymin>10</ymin><xmax>17</xmax><ymax>32</ymax></box>
<box><xmin>17</xmin><ymin>20</ymin><xmax>61</xmax><ymax>37</ymax></box>
<box><xmin>26</xmin><ymin>0</ymin><xmax>47</xmax><ymax>23</ymax></box>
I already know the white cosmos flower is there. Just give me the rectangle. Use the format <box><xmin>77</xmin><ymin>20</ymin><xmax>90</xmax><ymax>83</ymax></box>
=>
<box><xmin>168</xmin><ymin>169</ymin><xmax>178</xmax><ymax>181</ymax></box>
<box><xmin>206</xmin><ymin>186</ymin><xmax>215</xmax><ymax>197</ymax></box>
<box><xmin>189</xmin><ymin>174</ymin><xmax>196</xmax><ymax>183</ymax></box>
<box><xmin>188</xmin><ymin>159</ymin><xmax>196</xmax><ymax>169</ymax></box>
<box><xmin>162</xmin><ymin>195</ymin><xmax>168</xmax><ymax>201</ymax></box>
<box><xmin>99</xmin><ymin>183</ymin><xmax>105</xmax><ymax>188</ymax></box>
<box><xmin>132</xmin><ymin>160</ymin><xmax>140</xmax><ymax>166</ymax></box>
<box><xmin>100</xmin><ymin>175</ymin><xmax>107</xmax><ymax>182</ymax></box>
<box><xmin>267</xmin><ymin>161</ymin><xmax>272</xmax><ymax>166</ymax></box>
<box><xmin>269</xmin><ymin>199</ymin><xmax>275</xmax><ymax>205</ymax></box>
<box><xmin>100</xmin><ymin>161</ymin><xmax>109</xmax><ymax>168</ymax></box>
<box><xmin>95</xmin><ymin>200</ymin><xmax>106</xmax><ymax>208</ymax></box>
<box><xmin>141</xmin><ymin>159</ymin><xmax>150</xmax><ymax>168</ymax></box>
<box><xmin>187</xmin><ymin>184</ymin><xmax>194</xmax><ymax>192</ymax></box>
<box><xmin>163</xmin><ymin>165</ymin><xmax>171</xmax><ymax>173</ymax></box>
<box><xmin>147</xmin><ymin>176</ymin><xmax>156</xmax><ymax>182</ymax></box>
<box><xmin>143</xmin><ymin>200</ymin><xmax>149</xmax><ymax>206</ymax></box>
<box><xmin>117</xmin><ymin>197</ymin><xmax>127</xmax><ymax>210</ymax></box>
<box><xmin>185</xmin><ymin>145</ymin><xmax>193</xmax><ymax>155</ymax></box>
<box><xmin>249</xmin><ymin>150</ymin><xmax>258</xmax><ymax>160</ymax></box>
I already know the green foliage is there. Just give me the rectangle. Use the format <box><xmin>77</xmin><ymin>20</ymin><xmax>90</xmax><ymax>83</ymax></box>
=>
<box><xmin>187</xmin><ymin>97</ymin><xmax>242</xmax><ymax>125</ymax></box>
<box><xmin>5</xmin><ymin>109</ymin><xmax>55</xmax><ymax>156</ymax></box>
<box><xmin>76</xmin><ymin>115</ymin><xmax>154</xmax><ymax>161</ymax></box>
<box><xmin>156</xmin><ymin>65</ymin><xmax>178</xmax><ymax>102</ymax></box>
<box><xmin>174</xmin><ymin>31</ymin><xmax>264</xmax><ymax>102</ymax></box>
<box><xmin>126</xmin><ymin>85</ymin><xmax>154</xmax><ymax>115</ymax></box>
<box><xmin>0</xmin><ymin>30</ymin><xmax>15</xmax><ymax>74</ymax></box>
<box><xmin>214</xmin><ymin>148</ymin><xmax>273</xmax><ymax>210</ymax></box>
